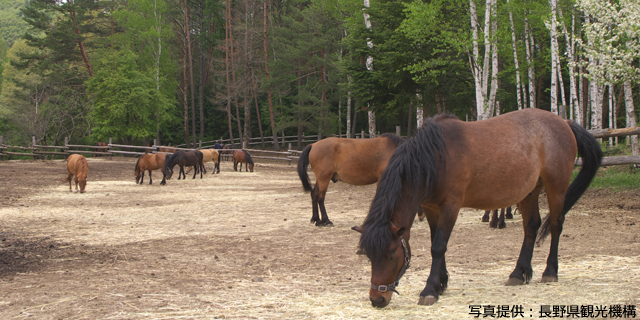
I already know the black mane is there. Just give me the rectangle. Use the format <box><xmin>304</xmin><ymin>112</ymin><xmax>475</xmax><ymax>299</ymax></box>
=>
<box><xmin>244</xmin><ymin>150</ymin><xmax>254</xmax><ymax>164</ymax></box>
<box><xmin>379</xmin><ymin>133</ymin><xmax>406</xmax><ymax>147</ymax></box>
<box><xmin>358</xmin><ymin>116</ymin><xmax>450</xmax><ymax>261</ymax></box>
<box><xmin>134</xmin><ymin>157</ymin><xmax>141</xmax><ymax>171</ymax></box>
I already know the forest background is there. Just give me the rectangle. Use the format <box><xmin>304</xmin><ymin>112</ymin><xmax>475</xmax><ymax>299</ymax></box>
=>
<box><xmin>0</xmin><ymin>0</ymin><xmax>638</xmax><ymax>151</ymax></box>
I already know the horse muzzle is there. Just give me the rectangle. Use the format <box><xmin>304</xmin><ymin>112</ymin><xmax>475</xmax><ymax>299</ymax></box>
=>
<box><xmin>369</xmin><ymin>292</ymin><xmax>391</xmax><ymax>308</ymax></box>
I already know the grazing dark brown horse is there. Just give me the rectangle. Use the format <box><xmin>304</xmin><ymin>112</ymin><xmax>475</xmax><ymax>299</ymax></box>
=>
<box><xmin>135</xmin><ymin>152</ymin><xmax>169</xmax><ymax>185</ymax></box>
<box><xmin>352</xmin><ymin>109</ymin><xmax>602</xmax><ymax>308</ymax></box>
<box><xmin>67</xmin><ymin>154</ymin><xmax>89</xmax><ymax>193</ymax></box>
<box><xmin>161</xmin><ymin>150</ymin><xmax>204</xmax><ymax>184</ymax></box>
<box><xmin>297</xmin><ymin>134</ymin><xmax>405</xmax><ymax>226</ymax></box>
<box><xmin>233</xmin><ymin>150</ymin><xmax>254</xmax><ymax>172</ymax></box>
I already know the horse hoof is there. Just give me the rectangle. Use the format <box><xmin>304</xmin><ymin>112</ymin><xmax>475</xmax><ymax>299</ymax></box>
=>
<box><xmin>540</xmin><ymin>275</ymin><xmax>558</xmax><ymax>283</ymax></box>
<box><xmin>418</xmin><ymin>295</ymin><xmax>438</xmax><ymax>306</ymax></box>
<box><xmin>505</xmin><ymin>278</ymin><xmax>524</xmax><ymax>286</ymax></box>
<box><xmin>498</xmin><ymin>223</ymin><xmax>506</xmax><ymax>229</ymax></box>
<box><xmin>324</xmin><ymin>222</ymin><xmax>334</xmax><ymax>227</ymax></box>
<box><xmin>74</xmin><ymin>190</ymin><xmax>78</xmax><ymax>193</ymax></box>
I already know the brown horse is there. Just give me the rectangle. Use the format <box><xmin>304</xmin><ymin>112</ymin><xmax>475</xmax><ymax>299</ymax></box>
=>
<box><xmin>66</xmin><ymin>154</ymin><xmax>89</xmax><ymax>193</ymax></box>
<box><xmin>297</xmin><ymin>134</ymin><xmax>405</xmax><ymax>226</ymax></box>
<box><xmin>352</xmin><ymin>109</ymin><xmax>602</xmax><ymax>308</ymax></box>
<box><xmin>96</xmin><ymin>142</ymin><xmax>108</xmax><ymax>157</ymax></box>
<box><xmin>482</xmin><ymin>206</ymin><xmax>515</xmax><ymax>229</ymax></box>
<box><xmin>158</xmin><ymin>146</ymin><xmax>175</xmax><ymax>153</ymax></box>
<box><xmin>233</xmin><ymin>150</ymin><xmax>254</xmax><ymax>172</ymax></box>
<box><xmin>135</xmin><ymin>152</ymin><xmax>169</xmax><ymax>185</ymax></box>
<box><xmin>184</xmin><ymin>149</ymin><xmax>221</xmax><ymax>175</ymax></box>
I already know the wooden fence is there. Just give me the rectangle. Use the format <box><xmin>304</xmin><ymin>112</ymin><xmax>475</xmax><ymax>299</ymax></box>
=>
<box><xmin>2</xmin><ymin>126</ymin><xmax>640</xmax><ymax>166</ymax></box>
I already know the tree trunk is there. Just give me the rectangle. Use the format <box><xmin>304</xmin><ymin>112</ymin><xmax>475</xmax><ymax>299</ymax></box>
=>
<box><xmin>557</xmin><ymin>5</ymin><xmax>580</xmax><ymax>123</ymax></box>
<box><xmin>549</xmin><ymin>0</ymin><xmax>559</xmax><ymax>115</ymax></box>
<box><xmin>229</xmin><ymin>5</ymin><xmax>243</xmax><ymax>146</ymax></box>
<box><xmin>469</xmin><ymin>0</ymin><xmax>484</xmax><ymax>118</ymax></box>
<box><xmin>624</xmin><ymin>81</ymin><xmax>639</xmax><ymax>155</ymax></box>
<box><xmin>363</xmin><ymin>0</ymin><xmax>376</xmax><ymax>137</ymax></box>
<box><xmin>524</xmin><ymin>7</ymin><xmax>536</xmax><ymax>109</ymax></box>
<box><xmin>243</xmin><ymin>0</ymin><xmax>251</xmax><ymax>149</ymax></box>
<box><xmin>225</xmin><ymin>0</ymin><xmax>234</xmax><ymax>147</ymax></box>
<box><xmin>199</xmin><ymin>38</ymin><xmax>205</xmax><ymax>140</ymax></box>
<box><xmin>507</xmin><ymin>0</ymin><xmax>523</xmax><ymax>110</ymax></box>
<box><xmin>263</xmin><ymin>0</ymin><xmax>279</xmax><ymax>151</ymax></box>
<box><xmin>486</xmin><ymin>0</ymin><xmax>498</xmax><ymax>117</ymax></box>
<box><xmin>185</xmin><ymin>0</ymin><xmax>196</xmax><ymax>146</ymax></box>
<box><xmin>70</xmin><ymin>10</ymin><xmax>93</xmax><ymax>77</ymax></box>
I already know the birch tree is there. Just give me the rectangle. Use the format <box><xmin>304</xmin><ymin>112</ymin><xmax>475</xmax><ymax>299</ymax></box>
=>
<box><xmin>363</xmin><ymin>0</ymin><xmax>375</xmax><ymax>137</ymax></box>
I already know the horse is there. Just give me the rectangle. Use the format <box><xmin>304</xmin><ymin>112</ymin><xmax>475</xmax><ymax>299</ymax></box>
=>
<box><xmin>352</xmin><ymin>108</ymin><xmax>602</xmax><ymax>308</ymax></box>
<box><xmin>135</xmin><ymin>152</ymin><xmax>169</xmax><ymax>185</ymax></box>
<box><xmin>95</xmin><ymin>142</ymin><xmax>108</xmax><ymax>157</ymax></box>
<box><xmin>184</xmin><ymin>149</ymin><xmax>220</xmax><ymax>174</ymax></box>
<box><xmin>200</xmin><ymin>149</ymin><xmax>220</xmax><ymax>173</ymax></box>
<box><xmin>482</xmin><ymin>206</ymin><xmax>515</xmax><ymax>229</ymax></box>
<box><xmin>233</xmin><ymin>150</ymin><xmax>254</xmax><ymax>172</ymax></box>
<box><xmin>297</xmin><ymin>133</ymin><xmax>406</xmax><ymax>226</ymax></box>
<box><xmin>161</xmin><ymin>150</ymin><xmax>204</xmax><ymax>184</ymax></box>
<box><xmin>66</xmin><ymin>154</ymin><xmax>89</xmax><ymax>193</ymax></box>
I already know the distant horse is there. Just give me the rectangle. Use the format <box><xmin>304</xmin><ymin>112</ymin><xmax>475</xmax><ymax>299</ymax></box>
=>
<box><xmin>233</xmin><ymin>150</ymin><xmax>254</xmax><ymax>172</ymax></box>
<box><xmin>185</xmin><ymin>149</ymin><xmax>221</xmax><ymax>174</ymax></box>
<box><xmin>297</xmin><ymin>134</ymin><xmax>405</xmax><ymax>226</ymax></box>
<box><xmin>135</xmin><ymin>152</ymin><xmax>169</xmax><ymax>185</ymax></box>
<box><xmin>158</xmin><ymin>146</ymin><xmax>175</xmax><ymax>153</ymax></box>
<box><xmin>96</xmin><ymin>142</ymin><xmax>108</xmax><ymax>157</ymax></box>
<box><xmin>161</xmin><ymin>150</ymin><xmax>204</xmax><ymax>184</ymax></box>
<box><xmin>200</xmin><ymin>149</ymin><xmax>220</xmax><ymax>173</ymax></box>
<box><xmin>66</xmin><ymin>154</ymin><xmax>89</xmax><ymax>193</ymax></box>
<box><xmin>482</xmin><ymin>206</ymin><xmax>515</xmax><ymax>229</ymax></box>
<box><xmin>352</xmin><ymin>109</ymin><xmax>602</xmax><ymax>308</ymax></box>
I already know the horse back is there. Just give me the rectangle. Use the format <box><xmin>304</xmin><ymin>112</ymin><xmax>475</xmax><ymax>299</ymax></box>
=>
<box><xmin>437</xmin><ymin>109</ymin><xmax>576</xmax><ymax>209</ymax></box>
<box><xmin>67</xmin><ymin>154</ymin><xmax>88</xmax><ymax>179</ymax></box>
<box><xmin>309</xmin><ymin>137</ymin><xmax>397</xmax><ymax>185</ymax></box>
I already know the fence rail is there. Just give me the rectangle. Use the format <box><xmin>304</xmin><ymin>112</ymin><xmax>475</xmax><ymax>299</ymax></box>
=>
<box><xmin>2</xmin><ymin>125</ymin><xmax>640</xmax><ymax>166</ymax></box>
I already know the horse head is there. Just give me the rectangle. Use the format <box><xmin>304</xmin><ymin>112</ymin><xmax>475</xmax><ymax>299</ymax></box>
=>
<box><xmin>134</xmin><ymin>157</ymin><xmax>142</xmax><ymax>184</ymax></box>
<box><xmin>352</xmin><ymin>223</ymin><xmax>410</xmax><ymax>308</ymax></box>
<box><xmin>248</xmin><ymin>163</ymin><xmax>254</xmax><ymax>172</ymax></box>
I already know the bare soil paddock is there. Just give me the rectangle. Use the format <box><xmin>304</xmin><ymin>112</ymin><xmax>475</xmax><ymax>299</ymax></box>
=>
<box><xmin>0</xmin><ymin>158</ymin><xmax>638</xmax><ymax>319</ymax></box>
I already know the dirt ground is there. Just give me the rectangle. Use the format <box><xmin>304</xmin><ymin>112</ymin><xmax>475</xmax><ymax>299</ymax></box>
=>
<box><xmin>0</xmin><ymin>157</ymin><xmax>638</xmax><ymax>319</ymax></box>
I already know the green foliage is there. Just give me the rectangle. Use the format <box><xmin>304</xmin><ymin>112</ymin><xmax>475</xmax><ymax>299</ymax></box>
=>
<box><xmin>584</xmin><ymin>166</ymin><xmax>640</xmax><ymax>190</ymax></box>
<box><xmin>87</xmin><ymin>49</ymin><xmax>175</xmax><ymax>141</ymax></box>
<box><xmin>0</xmin><ymin>0</ymin><xmax>29</xmax><ymax>46</ymax></box>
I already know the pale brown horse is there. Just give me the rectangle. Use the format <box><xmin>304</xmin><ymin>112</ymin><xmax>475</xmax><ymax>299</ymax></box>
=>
<box><xmin>297</xmin><ymin>134</ymin><xmax>405</xmax><ymax>226</ymax></box>
<box><xmin>233</xmin><ymin>150</ymin><xmax>254</xmax><ymax>172</ymax></box>
<box><xmin>199</xmin><ymin>149</ymin><xmax>220</xmax><ymax>173</ymax></box>
<box><xmin>66</xmin><ymin>154</ymin><xmax>89</xmax><ymax>193</ymax></box>
<box><xmin>135</xmin><ymin>152</ymin><xmax>169</xmax><ymax>184</ymax></box>
<box><xmin>353</xmin><ymin>109</ymin><xmax>602</xmax><ymax>308</ymax></box>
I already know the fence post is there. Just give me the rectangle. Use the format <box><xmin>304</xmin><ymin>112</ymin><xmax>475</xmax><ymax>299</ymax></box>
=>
<box><xmin>199</xmin><ymin>140</ymin><xmax>202</xmax><ymax>148</ymax></box>
<box><xmin>32</xmin><ymin>136</ymin><xmax>36</xmax><ymax>146</ymax></box>
<box><xmin>361</xmin><ymin>130</ymin><xmax>365</xmax><ymax>139</ymax></box>
<box><xmin>153</xmin><ymin>139</ymin><xmax>157</xmax><ymax>147</ymax></box>
<box><xmin>108</xmin><ymin>137</ymin><xmax>113</xmax><ymax>160</ymax></box>
<box><xmin>288</xmin><ymin>143</ymin><xmax>292</xmax><ymax>151</ymax></box>
<box><xmin>396</xmin><ymin>126</ymin><xmax>401</xmax><ymax>136</ymax></box>
<box><xmin>64</xmin><ymin>137</ymin><xmax>69</xmax><ymax>160</ymax></box>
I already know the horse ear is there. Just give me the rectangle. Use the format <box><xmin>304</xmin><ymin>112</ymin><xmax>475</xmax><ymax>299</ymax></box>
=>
<box><xmin>351</xmin><ymin>226</ymin><xmax>364</xmax><ymax>233</ymax></box>
<box><xmin>390</xmin><ymin>223</ymin><xmax>405</xmax><ymax>237</ymax></box>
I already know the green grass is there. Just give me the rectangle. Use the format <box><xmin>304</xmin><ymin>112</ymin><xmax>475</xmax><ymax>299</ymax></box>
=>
<box><xmin>575</xmin><ymin>165</ymin><xmax>640</xmax><ymax>190</ymax></box>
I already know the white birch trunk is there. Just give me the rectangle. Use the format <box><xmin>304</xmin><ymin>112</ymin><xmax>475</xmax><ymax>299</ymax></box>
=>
<box><xmin>507</xmin><ymin>0</ymin><xmax>523</xmax><ymax>110</ymax></box>
<box><xmin>469</xmin><ymin>0</ymin><xmax>485</xmax><ymax>118</ymax></box>
<box><xmin>524</xmin><ymin>8</ymin><xmax>536</xmax><ymax>109</ymax></box>
<box><xmin>556</xmin><ymin>54</ymin><xmax>567</xmax><ymax>117</ymax></box>
<box><xmin>363</xmin><ymin>0</ymin><xmax>376</xmax><ymax>138</ymax></box>
<box><xmin>609</xmin><ymin>84</ymin><xmax>614</xmax><ymax>145</ymax></box>
<box><xmin>548</xmin><ymin>0</ymin><xmax>559</xmax><ymax>115</ymax></box>
<box><xmin>486</xmin><ymin>0</ymin><xmax>498</xmax><ymax>117</ymax></box>
<box><xmin>416</xmin><ymin>93</ymin><xmax>424</xmax><ymax>128</ymax></box>
<box><xmin>590</xmin><ymin>79</ymin><xmax>604</xmax><ymax>130</ymax></box>
<box><xmin>557</xmin><ymin>5</ymin><xmax>580</xmax><ymax>122</ymax></box>
<box><xmin>346</xmin><ymin>75</ymin><xmax>352</xmax><ymax>139</ymax></box>
<box><xmin>624</xmin><ymin>82</ymin><xmax>638</xmax><ymax>155</ymax></box>
<box><xmin>480</xmin><ymin>0</ymin><xmax>492</xmax><ymax>118</ymax></box>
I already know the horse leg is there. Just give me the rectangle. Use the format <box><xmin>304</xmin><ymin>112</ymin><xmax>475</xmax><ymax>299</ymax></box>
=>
<box><xmin>498</xmin><ymin>207</ymin><xmax>507</xmax><ymax>229</ymax></box>
<box><xmin>489</xmin><ymin>209</ymin><xmax>499</xmax><ymax>228</ymax></box>
<box><xmin>310</xmin><ymin>184</ymin><xmax>321</xmax><ymax>225</ymax></box>
<box><xmin>148</xmin><ymin>170</ymin><xmax>153</xmax><ymax>184</ymax></box>
<box><xmin>74</xmin><ymin>176</ymin><xmax>79</xmax><ymax>193</ymax></box>
<box><xmin>506</xmin><ymin>185</ymin><xmax>543</xmax><ymax>286</ymax></box>
<box><xmin>68</xmin><ymin>173</ymin><xmax>73</xmax><ymax>192</ymax></box>
<box><xmin>540</xmin><ymin>187</ymin><xmax>568</xmax><ymax>283</ymax></box>
<box><xmin>482</xmin><ymin>210</ymin><xmax>490</xmax><ymax>222</ymax></box>
<box><xmin>316</xmin><ymin>178</ymin><xmax>333</xmax><ymax>226</ymax></box>
<box><xmin>179</xmin><ymin>165</ymin><xmax>185</xmax><ymax>179</ymax></box>
<box><xmin>419</xmin><ymin>204</ymin><xmax>460</xmax><ymax>306</ymax></box>
<box><xmin>417</xmin><ymin>207</ymin><xmax>426</xmax><ymax>221</ymax></box>
<box><xmin>192</xmin><ymin>164</ymin><xmax>197</xmax><ymax>179</ymax></box>
<box><xmin>506</xmin><ymin>206</ymin><xmax>514</xmax><ymax>219</ymax></box>
<box><xmin>423</xmin><ymin>206</ymin><xmax>448</xmax><ymax>294</ymax></box>
<box><xmin>233</xmin><ymin>161</ymin><xmax>238</xmax><ymax>171</ymax></box>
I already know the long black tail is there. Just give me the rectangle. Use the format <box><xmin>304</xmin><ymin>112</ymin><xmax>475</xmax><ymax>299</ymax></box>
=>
<box><xmin>536</xmin><ymin>121</ymin><xmax>603</xmax><ymax>244</ymax></box>
<box><xmin>297</xmin><ymin>145</ymin><xmax>313</xmax><ymax>192</ymax></box>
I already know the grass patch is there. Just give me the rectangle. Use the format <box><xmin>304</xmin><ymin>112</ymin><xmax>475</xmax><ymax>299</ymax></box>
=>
<box><xmin>574</xmin><ymin>165</ymin><xmax>640</xmax><ymax>190</ymax></box>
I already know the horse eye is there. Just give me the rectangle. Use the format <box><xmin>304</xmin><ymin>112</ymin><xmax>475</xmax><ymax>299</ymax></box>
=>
<box><xmin>389</xmin><ymin>253</ymin><xmax>396</xmax><ymax>261</ymax></box>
